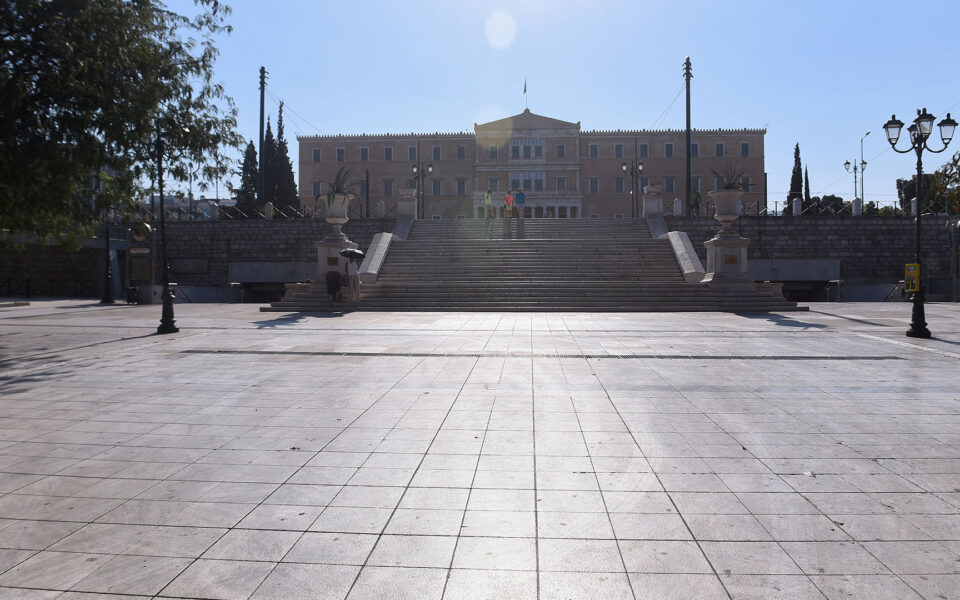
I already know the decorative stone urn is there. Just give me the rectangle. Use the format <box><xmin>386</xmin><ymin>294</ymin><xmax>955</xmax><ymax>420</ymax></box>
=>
<box><xmin>702</xmin><ymin>188</ymin><xmax>750</xmax><ymax>283</ymax></box>
<box><xmin>709</xmin><ymin>189</ymin><xmax>741</xmax><ymax>235</ymax></box>
<box><xmin>325</xmin><ymin>192</ymin><xmax>353</xmax><ymax>240</ymax></box>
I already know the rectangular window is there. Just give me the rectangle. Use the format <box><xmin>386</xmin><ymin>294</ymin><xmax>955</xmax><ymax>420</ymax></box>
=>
<box><xmin>457</xmin><ymin>145</ymin><xmax>466</xmax><ymax>160</ymax></box>
<box><xmin>557</xmin><ymin>143</ymin><xmax>565</xmax><ymax>158</ymax></box>
<box><xmin>614</xmin><ymin>177</ymin><xmax>625</xmax><ymax>193</ymax></box>
<box><xmin>589</xmin><ymin>177</ymin><xmax>599</xmax><ymax>193</ymax></box>
<box><xmin>433</xmin><ymin>146</ymin><xmax>441</xmax><ymax>161</ymax></box>
<box><xmin>408</xmin><ymin>146</ymin><xmax>417</xmax><ymax>161</ymax></box>
<box><xmin>556</xmin><ymin>177</ymin><xmax>567</xmax><ymax>191</ymax></box>
<box><xmin>384</xmin><ymin>146</ymin><xmax>393</xmax><ymax>161</ymax></box>
<box><xmin>432</xmin><ymin>215</ymin><xmax>441</xmax><ymax>220</ymax></box>
<box><xmin>489</xmin><ymin>145</ymin><xmax>498</xmax><ymax>159</ymax></box>
<box><xmin>589</xmin><ymin>143</ymin><xmax>598</xmax><ymax>159</ymax></box>
<box><xmin>715</xmin><ymin>143</ymin><xmax>724</xmax><ymax>157</ymax></box>
<box><xmin>360</xmin><ymin>147</ymin><xmax>369</xmax><ymax>162</ymax></box>
<box><xmin>640</xmin><ymin>177</ymin><xmax>649</xmax><ymax>189</ymax></box>
<box><xmin>741</xmin><ymin>176</ymin><xmax>752</xmax><ymax>191</ymax></box>
<box><xmin>615</xmin><ymin>143</ymin><xmax>624</xmax><ymax>159</ymax></box>
<box><xmin>534</xmin><ymin>173</ymin><xmax>544</xmax><ymax>191</ymax></box>
<box><xmin>715</xmin><ymin>176</ymin><xmax>724</xmax><ymax>191</ymax></box>
<box><xmin>741</xmin><ymin>142</ymin><xmax>750</xmax><ymax>157</ymax></box>
<box><xmin>665</xmin><ymin>177</ymin><xmax>675</xmax><ymax>193</ymax></box>
<box><xmin>523</xmin><ymin>172</ymin><xmax>532</xmax><ymax>190</ymax></box>
<box><xmin>511</xmin><ymin>142</ymin><xmax>520</xmax><ymax>159</ymax></box>
<box><xmin>456</xmin><ymin>178</ymin><xmax>466</xmax><ymax>195</ymax></box>
<box><xmin>510</xmin><ymin>176</ymin><xmax>520</xmax><ymax>190</ymax></box>
<box><xmin>432</xmin><ymin>180</ymin><xmax>441</xmax><ymax>195</ymax></box>
<box><xmin>692</xmin><ymin>176</ymin><xmax>701</xmax><ymax>192</ymax></box>
<box><xmin>664</xmin><ymin>143</ymin><xmax>674</xmax><ymax>158</ymax></box>
<box><xmin>383</xmin><ymin>179</ymin><xmax>393</xmax><ymax>196</ymax></box>
<box><xmin>523</xmin><ymin>143</ymin><xmax>531</xmax><ymax>159</ymax></box>
<box><xmin>311</xmin><ymin>181</ymin><xmax>322</xmax><ymax>196</ymax></box>
<box><xmin>487</xmin><ymin>178</ymin><xmax>499</xmax><ymax>191</ymax></box>
<box><xmin>359</xmin><ymin>180</ymin><xmax>368</xmax><ymax>196</ymax></box>
<box><xmin>336</xmin><ymin>147</ymin><xmax>345</xmax><ymax>162</ymax></box>
<box><xmin>639</xmin><ymin>143</ymin><xmax>649</xmax><ymax>158</ymax></box>
<box><xmin>407</xmin><ymin>178</ymin><xmax>416</xmax><ymax>190</ymax></box>
<box><xmin>535</xmin><ymin>140</ymin><xmax>543</xmax><ymax>159</ymax></box>
<box><xmin>690</xmin><ymin>143</ymin><xmax>699</xmax><ymax>158</ymax></box>
<box><xmin>312</xmin><ymin>148</ymin><xmax>321</xmax><ymax>162</ymax></box>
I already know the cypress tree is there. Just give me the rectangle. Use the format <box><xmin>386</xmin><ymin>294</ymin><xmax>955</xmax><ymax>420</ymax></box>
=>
<box><xmin>273</xmin><ymin>103</ymin><xmax>299</xmax><ymax>215</ymax></box>
<box><xmin>785</xmin><ymin>143</ymin><xmax>803</xmax><ymax>214</ymax></box>
<box><xmin>803</xmin><ymin>166</ymin><xmax>812</xmax><ymax>213</ymax></box>
<box><xmin>260</xmin><ymin>118</ymin><xmax>278</xmax><ymax>210</ymax></box>
<box><xmin>236</xmin><ymin>140</ymin><xmax>258</xmax><ymax>215</ymax></box>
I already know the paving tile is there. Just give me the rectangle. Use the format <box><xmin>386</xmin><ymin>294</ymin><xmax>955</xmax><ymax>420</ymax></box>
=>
<box><xmin>347</xmin><ymin>565</ymin><xmax>447</xmax><ymax>600</ymax></box>
<box><xmin>251</xmin><ymin>563</ymin><xmax>360</xmax><ymax>600</ymax></box>
<box><xmin>384</xmin><ymin>508</ymin><xmax>464</xmax><ymax>535</ymax></box>
<box><xmin>70</xmin><ymin>555</ymin><xmax>192</xmax><ymax>596</ymax></box>
<box><xmin>538</xmin><ymin>538</ymin><xmax>624</xmax><ymax>572</ymax></box>
<box><xmin>283</xmin><ymin>532</ymin><xmax>378</xmax><ymax>565</ymax></box>
<box><xmin>618</xmin><ymin>540</ymin><xmax>713</xmax><ymax>574</ymax></box>
<box><xmin>460</xmin><ymin>509</ymin><xmax>536</xmax><ymax>537</ymax></box>
<box><xmin>720</xmin><ymin>574</ymin><xmax>828</xmax><ymax>599</ymax></box>
<box><xmin>700</xmin><ymin>541</ymin><xmax>803</xmax><ymax>575</ymax></box>
<box><xmin>161</xmin><ymin>558</ymin><xmax>275</xmax><ymax>600</ymax></box>
<box><xmin>0</xmin><ymin>551</ymin><xmax>111</xmax><ymax>590</ymax></box>
<box><xmin>628</xmin><ymin>573</ymin><xmax>728</xmax><ymax>599</ymax></box>
<box><xmin>309</xmin><ymin>506</ymin><xmax>393</xmax><ymax>534</ymax></box>
<box><xmin>443</xmin><ymin>568</ymin><xmax>538</xmax><ymax>600</ymax></box>
<box><xmin>202</xmin><ymin>528</ymin><xmax>301</xmax><ymax>561</ymax></box>
<box><xmin>367</xmin><ymin>534</ymin><xmax>457</xmax><ymax>568</ymax></box>
<box><xmin>539</xmin><ymin>571</ymin><xmax>634</xmax><ymax>600</ymax></box>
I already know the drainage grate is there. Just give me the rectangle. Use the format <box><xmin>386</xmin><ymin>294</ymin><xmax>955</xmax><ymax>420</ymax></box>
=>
<box><xmin>181</xmin><ymin>349</ymin><xmax>903</xmax><ymax>361</ymax></box>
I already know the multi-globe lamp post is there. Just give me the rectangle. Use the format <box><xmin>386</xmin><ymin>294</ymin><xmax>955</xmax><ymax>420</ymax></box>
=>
<box><xmin>621</xmin><ymin>156</ymin><xmax>644</xmax><ymax>218</ymax></box>
<box><xmin>411</xmin><ymin>155</ymin><xmax>433</xmax><ymax>221</ymax></box>
<box><xmin>155</xmin><ymin>124</ymin><xmax>179</xmax><ymax>334</ymax></box>
<box><xmin>882</xmin><ymin>108</ymin><xmax>957</xmax><ymax>338</ymax></box>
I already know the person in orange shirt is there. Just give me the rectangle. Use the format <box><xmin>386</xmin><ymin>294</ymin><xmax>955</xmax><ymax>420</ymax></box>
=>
<box><xmin>503</xmin><ymin>190</ymin><xmax>514</xmax><ymax>218</ymax></box>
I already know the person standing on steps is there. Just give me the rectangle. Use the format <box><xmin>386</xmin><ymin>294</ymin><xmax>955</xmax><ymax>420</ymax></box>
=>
<box><xmin>516</xmin><ymin>189</ymin><xmax>526</xmax><ymax>219</ymax></box>
<box><xmin>484</xmin><ymin>189</ymin><xmax>493</xmax><ymax>218</ymax></box>
<box><xmin>503</xmin><ymin>189</ymin><xmax>514</xmax><ymax>219</ymax></box>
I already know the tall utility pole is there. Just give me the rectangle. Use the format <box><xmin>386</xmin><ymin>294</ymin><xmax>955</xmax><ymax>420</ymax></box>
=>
<box><xmin>683</xmin><ymin>57</ymin><xmax>693</xmax><ymax>216</ymax></box>
<box><xmin>258</xmin><ymin>66</ymin><xmax>267</xmax><ymax>207</ymax></box>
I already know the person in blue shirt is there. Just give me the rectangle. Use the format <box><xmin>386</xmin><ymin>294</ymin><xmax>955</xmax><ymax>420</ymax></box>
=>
<box><xmin>516</xmin><ymin>189</ymin><xmax>526</xmax><ymax>218</ymax></box>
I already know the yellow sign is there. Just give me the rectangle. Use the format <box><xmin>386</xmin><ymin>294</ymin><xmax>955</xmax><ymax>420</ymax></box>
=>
<box><xmin>904</xmin><ymin>263</ymin><xmax>919</xmax><ymax>292</ymax></box>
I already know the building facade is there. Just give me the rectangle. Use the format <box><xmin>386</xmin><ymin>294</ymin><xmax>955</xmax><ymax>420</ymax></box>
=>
<box><xmin>298</xmin><ymin>109</ymin><xmax>766</xmax><ymax>219</ymax></box>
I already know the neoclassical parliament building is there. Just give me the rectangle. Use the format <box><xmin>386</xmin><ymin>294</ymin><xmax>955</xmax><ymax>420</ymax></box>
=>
<box><xmin>298</xmin><ymin>109</ymin><xmax>766</xmax><ymax>219</ymax></box>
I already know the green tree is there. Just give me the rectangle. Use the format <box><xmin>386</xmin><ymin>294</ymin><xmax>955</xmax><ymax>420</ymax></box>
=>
<box><xmin>259</xmin><ymin>118</ymin><xmax>278</xmax><ymax>210</ymax></box>
<box><xmin>273</xmin><ymin>103</ymin><xmax>299</xmax><ymax>215</ymax></box>
<box><xmin>1</xmin><ymin>0</ymin><xmax>241</xmax><ymax>243</ymax></box>
<box><xmin>820</xmin><ymin>194</ymin><xmax>844</xmax><ymax>215</ymax></box>
<box><xmin>896</xmin><ymin>173</ymin><xmax>940</xmax><ymax>213</ymax></box>
<box><xmin>803</xmin><ymin>166</ymin><xmax>811</xmax><ymax>206</ymax></box>
<box><xmin>933</xmin><ymin>151</ymin><xmax>960</xmax><ymax>213</ymax></box>
<box><xmin>782</xmin><ymin>143</ymin><xmax>803</xmax><ymax>215</ymax></box>
<box><xmin>236</xmin><ymin>140</ymin><xmax>258</xmax><ymax>214</ymax></box>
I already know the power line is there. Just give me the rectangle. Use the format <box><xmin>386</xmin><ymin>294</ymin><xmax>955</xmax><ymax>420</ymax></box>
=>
<box><xmin>650</xmin><ymin>83</ymin><xmax>685</xmax><ymax>129</ymax></box>
<box><xmin>264</xmin><ymin>87</ymin><xmax>325</xmax><ymax>136</ymax></box>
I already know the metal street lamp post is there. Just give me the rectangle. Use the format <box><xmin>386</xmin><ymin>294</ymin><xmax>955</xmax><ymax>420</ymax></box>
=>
<box><xmin>94</xmin><ymin>176</ymin><xmax>115</xmax><ymax>304</ymax></box>
<box><xmin>411</xmin><ymin>144</ymin><xmax>433</xmax><ymax>220</ymax></box>
<box><xmin>155</xmin><ymin>125</ymin><xmax>179</xmax><ymax>334</ymax></box>
<box><xmin>843</xmin><ymin>158</ymin><xmax>864</xmax><ymax>213</ymax></box>
<box><xmin>883</xmin><ymin>108</ymin><xmax>957</xmax><ymax>338</ymax></box>
<box><xmin>860</xmin><ymin>131</ymin><xmax>870</xmax><ymax>203</ymax></box>
<box><xmin>621</xmin><ymin>159</ymin><xmax>644</xmax><ymax>218</ymax></box>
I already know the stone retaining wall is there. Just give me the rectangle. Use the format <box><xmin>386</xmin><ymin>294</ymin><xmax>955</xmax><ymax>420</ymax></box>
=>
<box><xmin>666</xmin><ymin>215</ymin><xmax>956</xmax><ymax>284</ymax></box>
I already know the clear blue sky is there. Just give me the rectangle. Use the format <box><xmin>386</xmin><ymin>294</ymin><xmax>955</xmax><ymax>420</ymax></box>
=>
<box><xmin>174</xmin><ymin>0</ymin><xmax>960</xmax><ymax>208</ymax></box>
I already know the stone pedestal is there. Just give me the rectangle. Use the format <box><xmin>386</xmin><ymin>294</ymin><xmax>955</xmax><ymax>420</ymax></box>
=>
<box><xmin>701</xmin><ymin>234</ymin><xmax>751</xmax><ymax>283</ymax></box>
<box><xmin>315</xmin><ymin>238</ymin><xmax>358</xmax><ymax>296</ymax></box>
<box><xmin>397</xmin><ymin>196</ymin><xmax>417</xmax><ymax>218</ymax></box>
<box><xmin>642</xmin><ymin>185</ymin><xmax>663</xmax><ymax>217</ymax></box>
<box><xmin>853</xmin><ymin>198</ymin><xmax>863</xmax><ymax>216</ymax></box>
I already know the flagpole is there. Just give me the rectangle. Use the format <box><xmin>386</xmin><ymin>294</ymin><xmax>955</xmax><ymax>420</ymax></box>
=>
<box><xmin>524</xmin><ymin>78</ymin><xmax>528</xmax><ymax>110</ymax></box>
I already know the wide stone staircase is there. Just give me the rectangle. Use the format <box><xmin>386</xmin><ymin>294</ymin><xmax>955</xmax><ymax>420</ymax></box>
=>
<box><xmin>265</xmin><ymin>218</ymin><xmax>802</xmax><ymax>312</ymax></box>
